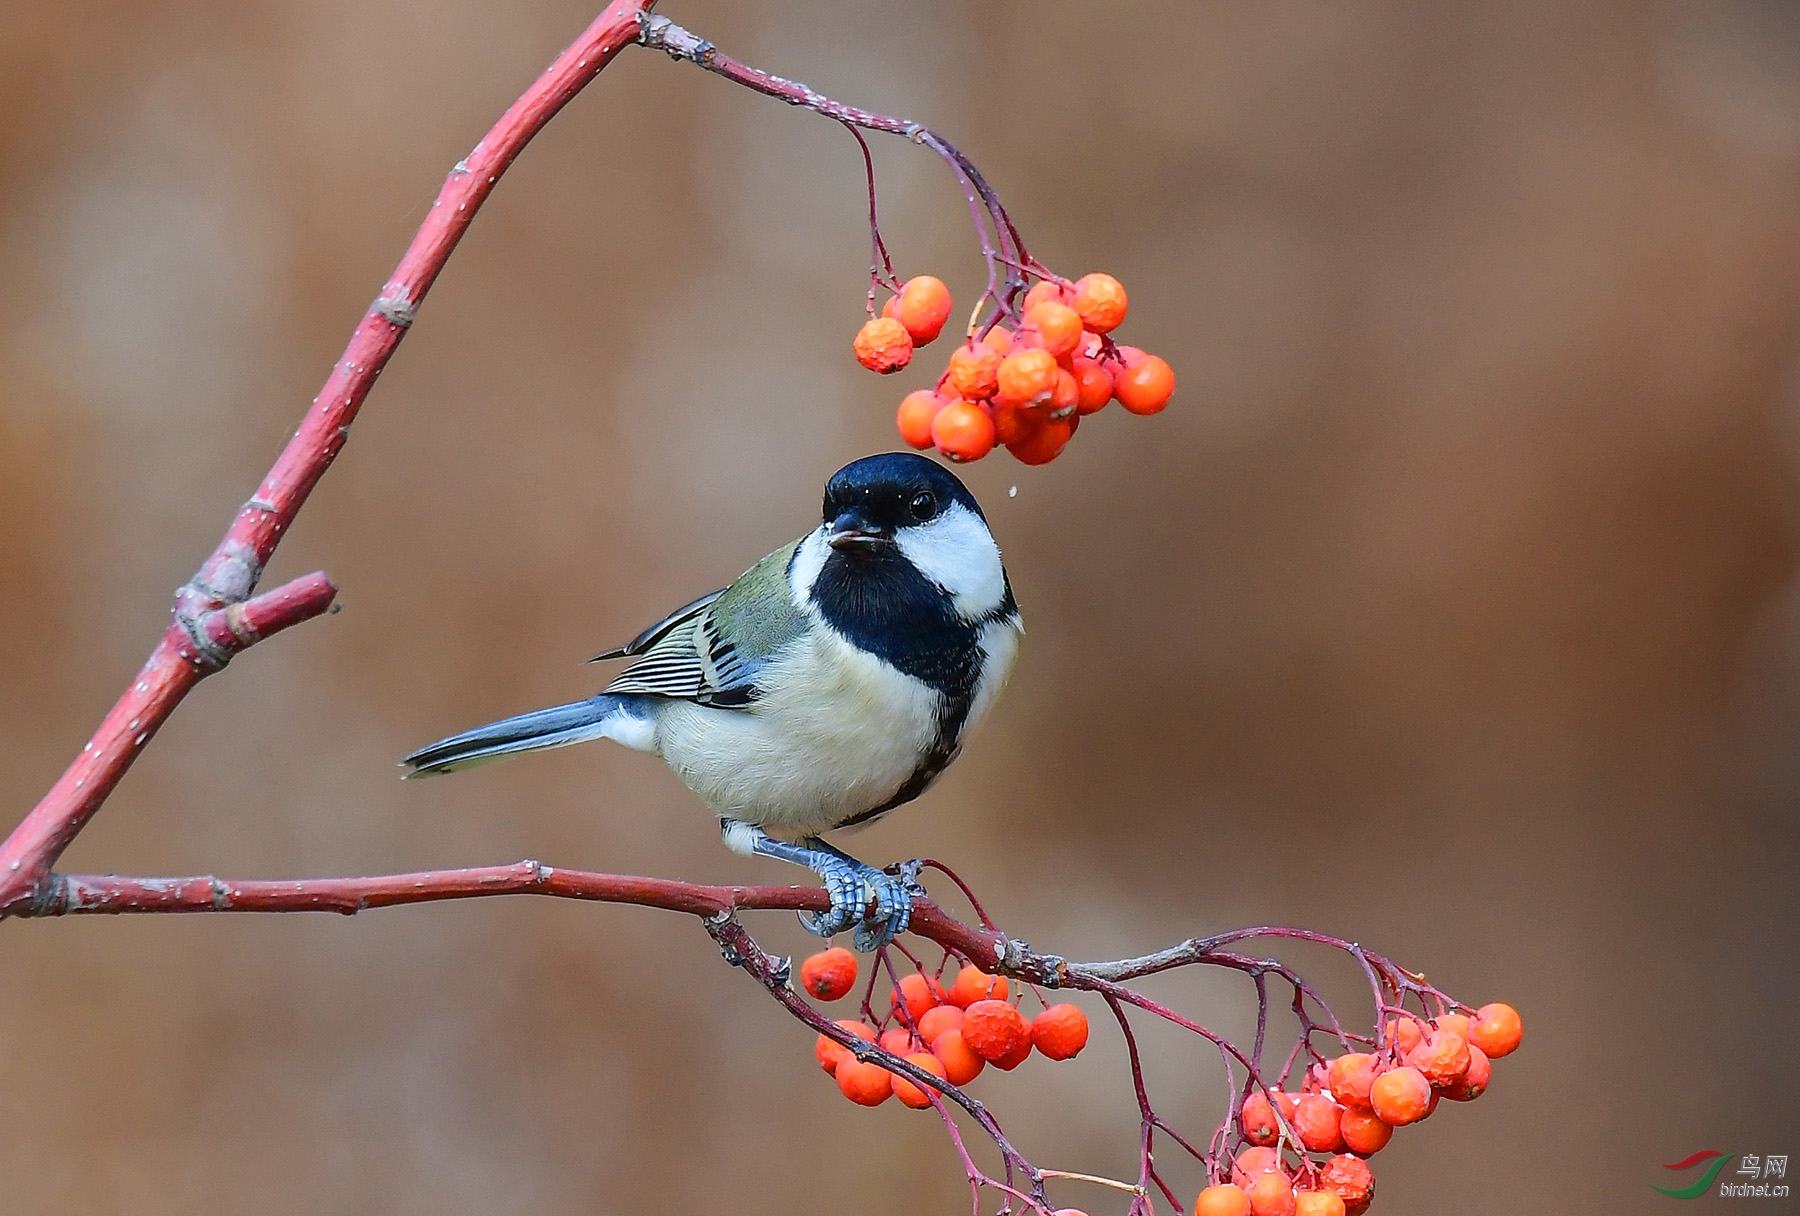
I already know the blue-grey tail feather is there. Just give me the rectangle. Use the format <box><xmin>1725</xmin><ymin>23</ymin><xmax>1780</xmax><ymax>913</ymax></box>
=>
<box><xmin>401</xmin><ymin>695</ymin><xmax>636</xmax><ymax>777</ymax></box>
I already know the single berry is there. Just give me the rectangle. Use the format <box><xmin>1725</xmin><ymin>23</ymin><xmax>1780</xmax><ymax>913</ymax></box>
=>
<box><xmin>1241</xmin><ymin>1091</ymin><xmax>1280</xmax><ymax>1146</ymax></box>
<box><xmin>879</xmin><ymin>1026</ymin><xmax>917</xmax><ymax>1056</ymax></box>
<box><xmin>894</xmin><ymin>275</ymin><xmax>953</xmax><ymax>345</ymax></box>
<box><xmin>1469</xmin><ymin>1002</ymin><xmax>1523</xmax><ymax>1058</ymax></box>
<box><xmin>1442</xmin><ymin>1044</ymin><xmax>1491</xmax><ymax>1101</ymax></box>
<box><xmin>1294</xmin><ymin>1191</ymin><xmax>1347</xmax><ymax>1216</ymax></box>
<box><xmin>1023</xmin><ymin>301</ymin><xmax>1084</xmax><ymax>359</ymax></box>
<box><xmin>947</xmin><ymin>343</ymin><xmax>1003</xmax><ymax>400</ymax></box>
<box><xmin>1114</xmin><ymin>353</ymin><xmax>1175</xmax><ymax>414</ymax></box>
<box><xmin>835</xmin><ymin>1056</ymin><xmax>894</xmax><ymax>1106</ymax></box>
<box><xmin>1246</xmin><ymin>1170</ymin><xmax>1296</xmax><ymax>1216</ymax></box>
<box><xmin>988</xmin><ymin>398</ymin><xmax>1036</xmax><ymax>446</ymax></box>
<box><xmin>961</xmin><ymin>999</ymin><xmax>1031</xmax><ymax>1063</ymax></box>
<box><xmin>1405</xmin><ymin>1025</ymin><xmax>1470</xmax><ymax>1088</ymax></box>
<box><xmin>814</xmin><ymin>1019</ymin><xmax>877</xmax><ymax>1074</ymax></box>
<box><xmin>1006</xmin><ymin>414</ymin><xmax>1076</xmax><ymax>465</ymax></box>
<box><xmin>1031</xmin><ymin>1004</ymin><xmax>1089</xmax><ymax>1060</ymax></box>
<box><xmin>1318</xmin><ymin>1155</ymin><xmax>1375</xmax><ymax>1216</ymax></box>
<box><xmin>996</xmin><ymin>348</ymin><xmax>1059</xmax><ymax>406</ymax></box>
<box><xmin>890</xmin><ymin>972</ymin><xmax>944</xmax><ymax>1022</ymax></box>
<box><xmin>1385</xmin><ymin>1017</ymin><xmax>1425</xmax><ymax>1060</ymax></box>
<box><xmin>1071</xmin><ymin>357</ymin><xmax>1114</xmax><ymax>414</ymax></box>
<box><xmin>1294</xmin><ymin>1093</ymin><xmax>1346</xmax><ymax>1153</ymax></box>
<box><xmin>890</xmin><ymin>1050</ymin><xmax>949</xmax><ymax>1109</ymax></box>
<box><xmin>1368</xmin><ymin>1066</ymin><xmax>1432</xmax><ymax>1126</ymax></box>
<box><xmin>1023</xmin><ymin>279</ymin><xmax>1072</xmax><ymax>310</ymax></box>
<box><xmin>1071</xmin><ymin>272</ymin><xmax>1128</xmax><ymax>332</ymax></box>
<box><xmin>1327</xmin><ymin>1053</ymin><xmax>1378</xmax><ymax>1110</ymax></box>
<box><xmin>799</xmin><ymin>947</ymin><xmax>858</xmax><ymax>1002</ymax></box>
<box><xmin>1044</xmin><ymin>368</ymin><xmax>1080</xmax><ymax>419</ymax></box>
<box><xmin>1197</xmin><ymin>1183</ymin><xmax>1253</xmax><ymax>1216</ymax></box>
<box><xmin>1231</xmin><ymin>1147</ymin><xmax>1280</xmax><ymax>1188</ymax></box>
<box><xmin>916</xmin><ymin>1004</ymin><xmax>965</xmax><ymax>1045</ymax></box>
<box><xmin>1338</xmin><ymin>1107</ymin><xmax>1393</xmax><ymax>1156</ymax></box>
<box><xmin>946</xmin><ymin>965</ymin><xmax>1008</xmax><ymax>1008</ymax></box>
<box><xmin>932</xmin><ymin>399</ymin><xmax>997</xmax><ymax>463</ymax></box>
<box><xmin>992</xmin><ymin>1033</ymin><xmax>1034</xmax><ymax>1071</ymax></box>
<box><xmin>854</xmin><ymin>316</ymin><xmax>913</xmax><ymax>374</ymax></box>
<box><xmin>1434</xmin><ymin>1012</ymin><xmax>1472</xmax><ymax>1042</ymax></box>
<box><xmin>929</xmin><ymin>1027</ymin><xmax>986</xmax><ymax>1085</ymax></box>
<box><xmin>980</xmin><ymin>324</ymin><xmax>1016</xmax><ymax>354</ymax></box>
<box><xmin>896</xmin><ymin>390</ymin><xmax>946</xmax><ymax>450</ymax></box>
<box><xmin>1273</xmin><ymin>1091</ymin><xmax>1300</xmax><ymax>1122</ymax></box>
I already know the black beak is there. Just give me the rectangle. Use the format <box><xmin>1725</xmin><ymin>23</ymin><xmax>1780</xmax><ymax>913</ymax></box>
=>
<box><xmin>827</xmin><ymin>511</ymin><xmax>892</xmax><ymax>552</ymax></box>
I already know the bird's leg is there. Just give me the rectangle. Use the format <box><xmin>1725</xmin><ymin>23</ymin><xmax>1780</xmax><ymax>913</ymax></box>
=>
<box><xmin>720</xmin><ymin>819</ymin><xmax>919</xmax><ymax>950</ymax></box>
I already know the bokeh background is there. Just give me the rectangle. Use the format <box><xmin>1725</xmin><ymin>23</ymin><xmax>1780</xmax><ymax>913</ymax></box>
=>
<box><xmin>2</xmin><ymin>0</ymin><xmax>1797</xmax><ymax>1211</ymax></box>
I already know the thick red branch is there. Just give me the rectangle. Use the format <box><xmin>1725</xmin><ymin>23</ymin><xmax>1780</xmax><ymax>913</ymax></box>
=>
<box><xmin>0</xmin><ymin>0</ymin><xmax>656</xmax><ymax>916</ymax></box>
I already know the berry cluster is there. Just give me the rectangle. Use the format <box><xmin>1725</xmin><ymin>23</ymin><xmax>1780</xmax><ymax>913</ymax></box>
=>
<box><xmin>800</xmin><ymin>948</ymin><xmax>1090</xmax><ymax>1108</ymax></box>
<box><xmin>851</xmin><ymin>274</ymin><xmax>1175</xmax><ymax>465</ymax></box>
<box><xmin>1200</xmin><ymin>1003</ymin><xmax>1524</xmax><ymax>1216</ymax></box>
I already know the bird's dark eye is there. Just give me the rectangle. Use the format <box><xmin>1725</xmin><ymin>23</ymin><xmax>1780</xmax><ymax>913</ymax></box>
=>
<box><xmin>909</xmin><ymin>491</ymin><xmax>938</xmax><ymax>521</ymax></box>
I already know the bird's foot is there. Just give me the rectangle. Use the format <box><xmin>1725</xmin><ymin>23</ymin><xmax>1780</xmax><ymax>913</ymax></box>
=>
<box><xmin>801</xmin><ymin>851</ymin><xmax>923</xmax><ymax>951</ymax></box>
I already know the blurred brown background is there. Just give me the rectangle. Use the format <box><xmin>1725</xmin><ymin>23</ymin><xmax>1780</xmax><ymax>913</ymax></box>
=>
<box><xmin>2</xmin><ymin>0</ymin><xmax>1797</xmax><ymax>1211</ymax></box>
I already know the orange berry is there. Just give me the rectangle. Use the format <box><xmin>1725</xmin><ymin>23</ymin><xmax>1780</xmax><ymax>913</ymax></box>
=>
<box><xmin>1338</xmin><ymin>1107</ymin><xmax>1392</xmax><ymax>1156</ymax></box>
<box><xmin>1442</xmin><ymin>1044</ymin><xmax>1490</xmax><ymax>1101</ymax></box>
<box><xmin>1050</xmin><ymin>1211</ymin><xmax>1091</xmax><ymax>1216</ymax></box>
<box><xmin>1197</xmin><ymin>1183</ymin><xmax>1253</xmax><ymax>1216</ymax></box>
<box><xmin>1294</xmin><ymin>1191</ymin><xmax>1347</xmax><ymax>1216</ymax></box>
<box><xmin>1231</xmin><ymin>1147</ymin><xmax>1280</xmax><ymax>1188</ymax></box>
<box><xmin>891</xmin><ymin>1050</ymin><xmax>949</xmax><ymax>1109</ymax></box>
<box><xmin>980</xmin><ymin>324</ymin><xmax>1016</xmax><ymax>355</ymax></box>
<box><xmin>961</xmin><ymin>999</ymin><xmax>1031</xmax><ymax>1063</ymax></box>
<box><xmin>947</xmin><ymin>343</ymin><xmax>1003</xmax><ymax>400</ymax></box>
<box><xmin>1293</xmin><ymin>1093</ymin><xmax>1346</xmax><ymax>1153</ymax></box>
<box><xmin>853</xmin><ymin>316</ymin><xmax>913</xmax><ymax>374</ymax></box>
<box><xmin>929</xmin><ymin>1027</ymin><xmax>986</xmax><ymax>1085</ymax></box>
<box><xmin>997</xmin><ymin>348</ymin><xmax>1059</xmax><ymax>405</ymax></box>
<box><xmin>1273</xmin><ymin>1091</ymin><xmax>1300</xmax><ymax>1122</ymax></box>
<box><xmin>1405</xmin><ymin>1025</ymin><xmax>1470</xmax><ymax>1088</ymax></box>
<box><xmin>993</xmin><ymin>1033</ymin><xmax>1033</xmax><ymax>1070</ymax></box>
<box><xmin>1241</xmin><ymin>1091</ymin><xmax>1280</xmax><ymax>1146</ymax></box>
<box><xmin>1023</xmin><ymin>301</ymin><xmax>1084</xmax><ymax>359</ymax></box>
<box><xmin>890</xmin><ymin>972</ymin><xmax>944</xmax><ymax>1022</ymax></box>
<box><xmin>1318</xmin><ymin>1156</ymin><xmax>1374</xmax><ymax>1216</ymax></box>
<box><xmin>881</xmin><ymin>295</ymin><xmax>898</xmax><ymax>319</ymax></box>
<box><xmin>814</xmin><ymin>1019</ymin><xmax>877</xmax><ymax>1074</ymax></box>
<box><xmin>1043</xmin><ymin>368</ymin><xmax>1079</xmax><ymax>419</ymax></box>
<box><xmin>916</xmin><ymin>1004</ymin><xmax>965</xmax><ymax>1045</ymax></box>
<box><xmin>799</xmin><ymin>947</ymin><xmax>858</xmax><ymax>1001</ymax></box>
<box><xmin>946</xmin><ymin>965</ymin><xmax>1009</xmax><ymax>1008</ymax></box>
<box><xmin>1434</xmin><ymin>1012</ymin><xmax>1472</xmax><ymax>1042</ymax></box>
<box><xmin>1114</xmin><ymin>353</ymin><xmax>1175</xmax><ymax>414</ymax></box>
<box><xmin>894</xmin><ymin>275</ymin><xmax>953</xmax><ymax>345</ymax></box>
<box><xmin>1023</xmin><ymin>279</ymin><xmax>1071</xmax><ymax>310</ymax></box>
<box><xmin>1006</xmin><ymin>414</ymin><xmax>1076</xmax><ymax>466</ymax></box>
<box><xmin>1071</xmin><ymin>272</ymin><xmax>1128</xmax><ymax>332</ymax></box>
<box><xmin>932</xmin><ymin>400</ymin><xmax>996</xmax><ymax>463</ymax></box>
<box><xmin>1030</xmin><ymin>1004</ymin><xmax>1089</xmax><ymax>1060</ymax></box>
<box><xmin>836</xmin><ymin>1056</ymin><xmax>894</xmax><ymax>1106</ymax></box>
<box><xmin>1246</xmin><ymin>1170</ymin><xmax>1296</xmax><ymax>1216</ymax></box>
<box><xmin>1071</xmin><ymin>357</ymin><xmax>1114</xmax><ymax>414</ymax></box>
<box><xmin>1368</xmin><ymin>1066</ymin><xmax>1432</xmax><ymax>1126</ymax></box>
<box><xmin>988</xmin><ymin>399</ymin><xmax>1037</xmax><ymax>446</ymax></box>
<box><xmin>896</xmin><ymin>390</ymin><xmax>946</xmax><ymax>450</ymax></box>
<box><xmin>879</xmin><ymin>1026</ymin><xmax>917</xmax><ymax>1056</ymax></box>
<box><xmin>1326</xmin><ymin>1053</ymin><xmax>1378</xmax><ymax>1110</ymax></box>
<box><xmin>1469</xmin><ymin>1002</ymin><xmax>1522</xmax><ymax>1058</ymax></box>
<box><xmin>1385</xmin><ymin>1017</ymin><xmax>1425</xmax><ymax>1060</ymax></box>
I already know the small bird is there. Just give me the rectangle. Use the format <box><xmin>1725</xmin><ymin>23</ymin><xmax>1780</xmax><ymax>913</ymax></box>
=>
<box><xmin>402</xmin><ymin>452</ymin><xmax>1021</xmax><ymax>949</ymax></box>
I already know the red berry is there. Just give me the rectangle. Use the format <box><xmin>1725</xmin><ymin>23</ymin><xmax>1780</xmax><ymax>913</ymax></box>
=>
<box><xmin>1406</xmin><ymin>1025</ymin><xmax>1470</xmax><ymax>1088</ymax></box>
<box><xmin>853</xmin><ymin>317</ymin><xmax>913</xmax><ymax>373</ymax></box>
<box><xmin>1023</xmin><ymin>301</ymin><xmax>1084</xmax><ymax>359</ymax></box>
<box><xmin>890</xmin><ymin>1050</ymin><xmax>948</xmax><ymax>1109</ymax></box>
<box><xmin>946</xmin><ymin>343</ymin><xmax>1002</xmax><ymax>400</ymax></box>
<box><xmin>1294</xmin><ymin>1191</ymin><xmax>1347</xmax><ymax>1216</ymax></box>
<box><xmin>988</xmin><ymin>398</ymin><xmax>1036</xmax><ymax>446</ymax></box>
<box><xmin>1006</xmin><ymin>414</ymin><xmax>1076</xmax><ymax>466</ymax></box>
<box><xmin>896</xmin><ymin>390</ymin><xmax>945</xmax><ymax>450</ymax></box>
<box><xmin>1241</xmin><ymin>1091</ymin><xmax>1280</xmax><ymax>1146</ymax></box>
<box><xmin>996</xmin><ymin>348</ymin><xmax>1059</xmax><ymax>406</ymax></box>
<box><xmin>932</xmin><ymin>399</ymin><xmax>996</xmax><ymax>463</ymax></box>
<box><xmin>1368</xmin><ymin>1066</ymin><xmax>1432</xmax><ymax>1126</ymax></box>
<box><xmin>1469</xmin><ymin>1002</ymin><xmax>1523</xmax><ymax>1058</ymax></box>
<box><xmin>929</xmin><ymin>1027</ymin><xmax>985</xmax><ymax>1085</ymax></box>
<box><xmin>1030</xmin><ymin>1004</ymin><xmax>1089</xmax><ymax>1060</ymax></box>
<box><xmin>1114</xmin><ymin>353</ymin><xmax>1175</xmax><ymax>414</ymax></box>
<box><xmin>1442</xmin><ymin>1044</ymin><xmax>1491</xmax><ymax>1101</ymax></box>
<box><xmin>1326</xmin><ymin>1053</ymin><xmax>1378</xmax><ymax>1110</ymax></box>
<box><xmin>1022</xmin><ymin>279</ymin><xmax>1071</xmax><ymax>310</ymax></box>
<box><xmin>814</xmin><ymin>1019</ymin><xmax>876</xmax><ymax>1074</ymax></box>
<box><xmin>1318</xmin><ymin>1156</ymin><xmax>1374</xmax><ymax>1216</ymax></box>
<box><xmin>1071</xmin><ymin>357</ymin><xmax>1114</xmax><ymax>414</ymax></box>
<box><xmin>1246</xmin><ymin>1170</ymin><xmax>1296</xmax><ymax>1216</ymax></box>
<box><xmin>890</xmin><ymin>973</ymin><xmax>944</xmax><ymax>1022</ymax></box>
<box><xmin>1197</xmin><ymin>1184</ymin><xmax>1253</xmax><ymax>1216</ymax></box>
<box><xmin>946</xmin><ymin>965</ymin><xmax>1009</xmax><ymax>1008</ymax></box>
<box><xmin>961</xmin><ymin>999</ymin><xmax>1031</xmax><ymax>1063</ymax></box>
<box><xmin>799</xmin><ymin>947</ymin><xmax>858</xmax><ymax>1001</ymax></box>
<box><xmin>1385</xmin><ymin>1017</ymin><xmax>1425</xmax><ymax>1060</ymax></box>
<box><xmin>992</xmin><ymin>1033</ymin><xmax>1034</xmax><ymax>1071</ymax></box>
<box><xmin>916</xmin><ymin>1004</ymin><xmax>964</xmax><ymax>1045</ymax></box>
<box><xmin>1293</xmin><ymin>1093</ymin><xmax>1346</xmax><ymax>1153</ymax></box>
<box><xmin>1231</xmin><ymin>1147</ymin><xmax>1280</xmax><ymax>1188</ymax></box>
<box><xmin>1338</xmin><ymin>1107</ymin><xmax>1393</xmax><ymax>1156</ymax></box>
<box><xmin>879</xmin><ymin>1026</ymin><xmax>916</xmax><ymax>1056</ymax></box>
<box><xmin>894</xmin><ymin>275</ymin><xmax>953</xmax><ymax>345</ymax></box>
<box><xmin>836</xmin><ymin>1056</ymin><xmax>893</xmax><ymax>1106</ymax></box>
<box><xmin>1071</xmin><ymin>272</ymin><xmax>1128</xmax><ymax>332</ymax></box>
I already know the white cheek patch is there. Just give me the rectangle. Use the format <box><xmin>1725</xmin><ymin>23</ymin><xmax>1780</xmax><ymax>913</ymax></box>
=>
<box><xmin>896</xmin><ymin>503</ymin><xmax>1007</xmax><ymax>619</ymax></box>
<box><xmin>788</xmin><ymin>527</ymin><xmax>831</xmax><ymax>610</ymax></box>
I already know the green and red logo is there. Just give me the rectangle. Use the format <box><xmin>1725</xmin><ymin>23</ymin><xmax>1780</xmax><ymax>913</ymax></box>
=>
<box><xmin>1652</xmin><ymin>1150</ymin><xmax>1737</xmax><ymax>1198</ymax></box>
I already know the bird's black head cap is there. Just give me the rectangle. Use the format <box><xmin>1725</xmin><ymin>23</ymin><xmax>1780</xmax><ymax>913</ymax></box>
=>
<box><xmin>823</xmin><ymin>452</ymin><xmax>986</xmax><ymax>538</ymax></box>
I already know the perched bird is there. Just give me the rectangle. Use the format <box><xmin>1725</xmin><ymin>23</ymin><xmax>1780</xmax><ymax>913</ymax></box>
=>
<box><xmin>402</xmin><ymin>452</ymin><xmax>1021</xmax><ymax>948</ymax></box>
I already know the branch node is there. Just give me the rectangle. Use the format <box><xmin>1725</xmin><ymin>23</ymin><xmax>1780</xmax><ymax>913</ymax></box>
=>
<box><xmin>373</xmin><ymin>290</ymin><xmax>417</xmax><ymax>330</ymax></box>
<box><xmin>637</xmin><ymin>14</ymin><xmax>713</xmax><ymax>64</ymax></box>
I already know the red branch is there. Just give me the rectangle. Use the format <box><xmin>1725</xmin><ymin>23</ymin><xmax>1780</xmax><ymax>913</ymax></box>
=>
<box><xmin>0</xmin><ymin>0</ymin><xmax>655</xmax><ymax>916</ymax></box>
